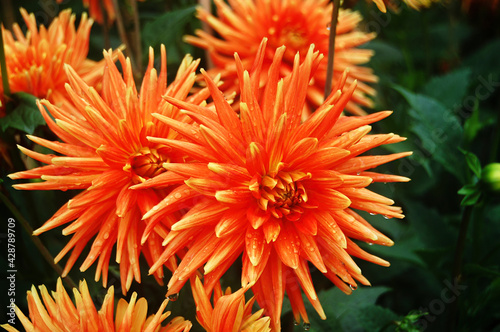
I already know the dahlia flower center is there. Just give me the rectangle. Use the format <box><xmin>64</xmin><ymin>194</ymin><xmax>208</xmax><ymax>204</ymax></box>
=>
<box><xmin>125</xmin><ymin>147</ymin><xmax>169</xmax><ymax>183</ymax></box>
<box><xmin>251</xmin><ymin>170</ymin><xmax>311</xmax><ymax>221</ymax></box>
<box><xmin>282</xmin><ymin>27</ymin><xmax>307</xmax><ymax>50</ymax></box>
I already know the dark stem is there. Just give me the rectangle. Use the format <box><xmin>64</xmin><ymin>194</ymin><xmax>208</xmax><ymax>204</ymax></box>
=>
<box><xmin>99</xmin><ymin>0</ymin><xmax>111</xmax><ymax>49</ymax></box>
<box><xmin>324</xmin><ymin>0</ymin><xmax>341</xmax><ymax>100</ymax></box>
<box><xmin>448</xmin><ymin>205</ymin><xmax>473</xmax><ymax>331</ymax></box>
<box><xmin>0</xmin><ymin>0</ymin><xmax>15</xmax><ymax>28</ymax></box>
<box><xmin>111</xmin><ymin>0</ymin><xmax>139</xmax><ymax>73</ymax></box>
<box><xmin>0</xmin><ymin>191</ymin><xmax>77</xmax><ymax>290</ymax></box>
<box><xmin>129</xmin><ymin>0</ymin><xmax>142</xmax><ymax>72</ymax></box>
<box><xmin>199</xmin><ymin>0</ymin><xmax>214</xmax><ymax>69</ymax></box>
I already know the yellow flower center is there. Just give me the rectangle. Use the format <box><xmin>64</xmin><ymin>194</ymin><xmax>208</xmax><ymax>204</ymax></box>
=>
<box><xmin>250</xmin><ymin>170</ymin><xmax>311</xmax><ymax>221</ymax></box>
<box><xmin>284</xmin><ymin>29</ymin><xmax>306</xmax><ymax>50</ymax></box>
<box><xmin>124</xmin><ymin>147</ymin><xmax>169</xmax><ymax>183</ymax></box>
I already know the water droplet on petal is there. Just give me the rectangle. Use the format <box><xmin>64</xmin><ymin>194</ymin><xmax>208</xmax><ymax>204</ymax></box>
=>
<box><xmin>168</xmin><ymin>293</ymin><xmax>179</xmax><ymax>301</ymax></box>
<box><xmin>303</xmin><ymin>322</ymin><xmax>311</xmax><ymax>330</ymax></box>
<box><xmin>174</xmin><ymin>192</ymin><xmax>182</xmax><ymax>199</ymax></box>
<box><xmin>368</xmin><ymin>242</ymin><xmax>373</xmax><ymax>246</ymax></box>
<box><xmin>369</xmin><ymin>213</ymin><xmax>376</xmax><ymax>216</ymax></box>
<box><xmin>103</xmin><ymin>232</ymin><xmax>109</xmax><ymax>239</ymax></box>
<box><xmin>383</xmin><ymin>215</ymin><xmax>390</xmax><ymax>219</ymax></box>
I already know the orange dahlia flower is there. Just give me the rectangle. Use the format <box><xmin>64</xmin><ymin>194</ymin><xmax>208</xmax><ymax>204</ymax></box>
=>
<box><xmin>145</xmin><ymin>40</ymin><xmax>410</xmax><ymax>330</ymax></box>
<box><xmin>0</xmin><ymin>9</ymin><xmax>105</xmax><ymax>117</ymax></box>
<box><xmin>1</xmin><ymin>278</ymin><xmax>191</xmax><ymax>332</ymax></box>
<box><xmin>8</xmin><ymin>47</ymin><xmax>208</xmax><ymax>293</ymax></box>
<box><xmin>185</xmin><ymin>0</ymin><xmax>377</xmax><ymax>116</ymax></box>
<box><xmin>191</xmin><ymin>277</ymin><xmax>271</xmax><ymax>332</ymax></box>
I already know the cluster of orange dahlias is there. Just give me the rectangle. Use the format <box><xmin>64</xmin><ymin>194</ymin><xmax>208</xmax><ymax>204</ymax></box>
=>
<box><xmin>1</xmin><ymin>0</ymin><xmax>421</xmax><ymax>330</ymax></box>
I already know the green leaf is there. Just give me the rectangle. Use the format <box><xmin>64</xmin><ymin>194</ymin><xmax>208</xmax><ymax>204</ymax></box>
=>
<box><xmin>464</xmin><ymin>264</ymin><xmax>500</xmax><ymax>278</ymax></box>
<box><xmin>395</xmin><ymin>310</ymin><xmax>428</xmax><ymax>332</ymax></box>
<box><xmin>297</xmin><ymin>286</ymin><xmax>394</xmax><ymax>332</ymax></box>
<box><xmin>141</xmin><ymin>6</ymin><xmax>197</xmax><ymax>64</ymax></box>
<box><xmin>460</xmin><ymin>190</ymin><xmax>481</xmax><ymax>206</ymax></box>
<box><xmin>422</xmin><ymin>68</ymin><xmax>471</xmax><ymax>110</ymax></box>
<box><xmin>0</xmin><ymin>92</ymin><xmax>45</xmax><ymax>134</ymax></box>
<box><xmin>463</xmin><ymin>38</ymin><xmax>500</xmax><ymax>80</ymax></box>
<box><xmin>463</xmin><ymin>100</ymin><xmax>482</xmax><ymax>143</ymax></box>
<box><xmin>405</xmin><ymin>201</ymin><xmax>455</xmax><ymax>249</ymax></box>
<box><xmin>365</xmin><ymin>40</ymin><xmax>405</xmax><ymax>68</ymax></box>
<box><xmin>394</xmin><ymin>86</ymin><xmax>465</xmax><ymax>182</ymax></box>
<box><xmin>463</xmin><ymin>151</ymin><xmax>482</xmax><ymax>178</ymax></box>
<box><xmin>358</xmin><ymin>305</ymin><xmax>399</xmax><ymax>332</ymax></box>
<box><xmin>458</xmin><ymin>184</ymin><xmax>478</xmax><ymax>195</ymax></box>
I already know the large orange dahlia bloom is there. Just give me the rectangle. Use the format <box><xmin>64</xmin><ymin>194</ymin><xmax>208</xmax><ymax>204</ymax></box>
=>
<box><xmin>185</xmin><ymin>0</ymin><xmax>377</xmax><ymax>116</ymax></box>
<box><xmin>1</xmin><ymin>278</ymin><xmax>191</xmax><ymax>332</ymax></box>
<box><xmin>0</xmin><ymin>9</ymin><xmax>105</xmax><ymax>117</ymax></box>
<box><xmin>145</xmin><ymin>40</ymin><xmax>410</xmax><ymax>330</ymax></box>
<box><xmin>191</xmin><ymin>277</ymin><xmax>271</xmax><ymax>332</ymax></box>
<box><xmin>8</xmin><ymin>47</ymin><xmax>208</xmax><ymax>293</ymax></box>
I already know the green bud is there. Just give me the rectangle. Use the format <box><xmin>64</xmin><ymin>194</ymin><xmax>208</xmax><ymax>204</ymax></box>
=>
<box><xmin>481</xmin><ymin>163</ymin><xmax>500</xmax><ymax>193</ymax></box>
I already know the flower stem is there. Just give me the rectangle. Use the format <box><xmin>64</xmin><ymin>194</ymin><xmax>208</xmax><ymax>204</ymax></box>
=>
<box><xmin>111</xmin><ymin>0</ymin><xmax>139</xmax><ymax>74</ymax></box>
<box><xmin>448</xmin><ymin>204</ymin><xmax>473</xmax><ymax>331</ymax></box>
<box><xmin>99</xmin><ymin>0</ymin><xmax>111</xmax><ymax>49</ymax></box>
<box><xmin>129</xmin><ymin>0</ymin><xmax>142</xmax><ymax>72</ymax></box>
<box><xmin>0</xmin><ymin>18</ymin><xmax>12</xmax><ymax>99</ymax></box>
<box><xmin>0</xmin><ymin>190</ymin><xmax>77</xmax><ymax>290</ymax></box>
<box><xmin>199</xmin><ymin>0</ymin><xmax>214</xmax><ymax>69</ymax></box>
<box><xmin>324</xmin><ymin>0</ymin><xmax>341</xmax><ymax>100</ymax></box>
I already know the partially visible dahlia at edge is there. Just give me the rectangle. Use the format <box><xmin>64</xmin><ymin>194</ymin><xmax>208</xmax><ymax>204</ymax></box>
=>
<box><xmin>142</xmin><ymin>39</ymin><xmax>411</xmax><ymax>331</ymax></box>
<box><xmin>0</xmin><ymin>9</ymin><xmax>106</xmax><ymax>116</ymax></box>
<box><xmin>191</xmin><ymin>276</ymin><xmax>272</xmax><ymax>332</ymax></box>
<box><xmin>8</xmin><ymin>46</ymin><xmax>210</xmax><ymax>294</ymax></box>
<box><xmin>185</xmin><ymin>0</ymin><xmax>378</xmax><ymax>116</ymax></box>
<box><xmin>0</xmin><ymin>278</ymin><xmax>192</xmax><ymax>332</ymax></box>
